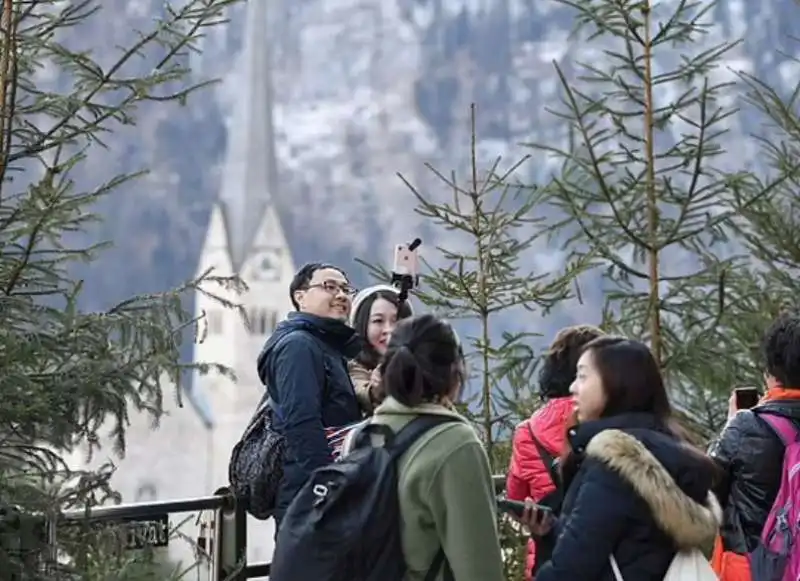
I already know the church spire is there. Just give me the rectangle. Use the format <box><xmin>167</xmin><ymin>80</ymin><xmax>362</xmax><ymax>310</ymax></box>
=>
<box><xmin>218</xmin><ymin>0</ymin><xmax>279</xmax><ymax>269</ymax></box>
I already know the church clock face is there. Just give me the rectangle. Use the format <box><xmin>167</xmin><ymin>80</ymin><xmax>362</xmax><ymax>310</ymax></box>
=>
<box><xmin>248</xmin><ymin>248</ymin><xmax>283</xmax><ymax>282</ymax></box>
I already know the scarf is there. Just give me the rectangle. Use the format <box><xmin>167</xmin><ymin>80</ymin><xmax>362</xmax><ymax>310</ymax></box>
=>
<box><xmin>761</xmin><ymin>386</ymin><xmax>800</xmax><ymax>403</ymax></box>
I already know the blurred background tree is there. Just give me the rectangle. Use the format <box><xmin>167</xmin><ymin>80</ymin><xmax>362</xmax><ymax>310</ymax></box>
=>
<box><xmin>359</xmin><ymin>106</ymin><xmax>586</xmax><ymax>580</ymax></box>
<box><xmin>530</xmin><ymin>0</ymin><xmax>792</xmax><ymax>440</ymax></box>
<box><xmin>723</xmin><ymin>25</ymin><xmax>800</xmax><ymax>387</ymax></box>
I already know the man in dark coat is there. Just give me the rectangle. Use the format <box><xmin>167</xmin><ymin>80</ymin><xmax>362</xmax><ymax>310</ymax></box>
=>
<box><xmin>708</xmin><ymin>313</ymin><xmax>800</xmax><ymax>577</ymax></box>
<box><xmin>257</xmin><ymin>262</ymin><xmax>362</xmax><ymax>526</ymax></box>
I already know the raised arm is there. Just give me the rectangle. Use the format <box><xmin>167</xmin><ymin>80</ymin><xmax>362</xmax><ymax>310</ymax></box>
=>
<box><xmin>707</xmin><ymin>409</ymin><xmax>777</xmax><ymax>510</ymax></box>
<box><xmin>348</xmin><ymin>359</ymin><xmax>375</xmax><ymax>415</ymax></box>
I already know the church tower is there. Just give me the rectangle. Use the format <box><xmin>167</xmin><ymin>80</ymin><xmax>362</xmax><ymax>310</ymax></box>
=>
<box><xmin>192</xmin><ymin>0</ymin><xmax>294</xmax><ymax>566</ymax></box>
<box><xmin>65</xmin><ymin>0</ymin><xmax>294</xmax><ymax>573</ymax></box>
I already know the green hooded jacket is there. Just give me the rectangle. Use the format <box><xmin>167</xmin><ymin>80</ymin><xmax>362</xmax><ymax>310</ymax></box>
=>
<box><xmin>370</xmin><ymin>396</ymin><xmax>506</xmax><ymax>581</ymax></box>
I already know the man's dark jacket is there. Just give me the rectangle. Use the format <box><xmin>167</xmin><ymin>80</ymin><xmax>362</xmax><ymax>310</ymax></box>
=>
<box><xmin>256</xmin><ymin>312</ymin><xmax>362</xmax><ymax>521</ymax></box>
<box><xmin>708</xmin><ymin>397</ymin><xmax>800</xmax><ymax>554</ymax></box>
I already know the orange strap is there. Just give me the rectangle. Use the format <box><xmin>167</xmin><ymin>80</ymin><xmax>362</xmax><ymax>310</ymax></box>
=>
<box><xmin>711</xmin><ymin>536</ymin><xmax>751</xmax><ymax>581</ymax></box>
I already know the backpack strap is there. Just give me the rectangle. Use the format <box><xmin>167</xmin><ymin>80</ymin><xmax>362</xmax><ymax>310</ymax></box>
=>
<box><xmin>392</xmin><ymin>416</ymin><xmax>458</xmax><ymax>581</ymax></box>
<box><xmin>240</xmin><ymin>392</ymin><xmax>271</xmax><ymax>441</ymax></box>
<box><xmin>424</xmin><ymin>547</ymin><xmax>454</xmax><ymax>581</ymax></box>
<box><xmin>756</xmin><ymin>412</ymin><xmax>800</xmax><ymax>446</ymax></box>
<box><xmin>390</xmin><ymin>415</ymin><xmax>459</xmax><ymax>459</ymax></box>
<box><xmin>526</xmin><ymin>423</ymin><xmax>561</xmax><ymax>488</ymax></box>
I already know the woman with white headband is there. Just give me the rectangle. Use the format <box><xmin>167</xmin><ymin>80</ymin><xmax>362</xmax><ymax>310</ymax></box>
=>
<box><xmin>348</xmin><ymin>284</ymin><xmax>415</xmax><ymax>415</ymax></box>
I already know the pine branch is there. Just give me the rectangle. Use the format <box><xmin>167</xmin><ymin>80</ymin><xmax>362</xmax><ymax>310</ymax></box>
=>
<box><xmin>388</xmin><ymin>105</ymin><xmax>587</xmax><ymax>479</ymax></box>
<box><xmin>530</xmin><ymin>0</ymin><xmax>789</xmax><ymax>436</ymax></box>
<box><xmin>0</xmin><ymin>0</ymin><xmax>243</xmax><ymax>578</ymax></box>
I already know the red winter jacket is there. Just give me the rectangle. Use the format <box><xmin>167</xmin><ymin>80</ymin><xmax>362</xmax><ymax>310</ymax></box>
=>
<box><xmin>506</xmin><ymin>397</ymin><xmax>574</xmax><ymax>580</ymax></box>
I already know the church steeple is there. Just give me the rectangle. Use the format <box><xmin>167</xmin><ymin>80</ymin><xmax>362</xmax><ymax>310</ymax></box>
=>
<box><xmin>218</xmin><ymin>0</ymin><xmax>279</xmax><ymax>269</ymax></box>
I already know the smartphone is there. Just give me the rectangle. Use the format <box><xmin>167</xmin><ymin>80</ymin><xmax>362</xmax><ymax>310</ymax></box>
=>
<box><xmin>734</xmin><ymin>387</ymin><xmax>760</xmax><ymax>410</ymax></box>
<box><xmin>496</xmin><ymin>497</ymin><xmax>553</xmax><ymax>519</ymax></box>
<box><xmin>392</xmin><ymin>239</ymin><xmax>421</xmax><ymax>278</ymax></box>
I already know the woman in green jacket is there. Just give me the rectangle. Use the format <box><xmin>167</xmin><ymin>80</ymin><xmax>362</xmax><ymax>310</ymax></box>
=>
<box><xmin>362</xmin><ymin>314</ymin><xmax>505</xmax><ymax>581</ymax></box>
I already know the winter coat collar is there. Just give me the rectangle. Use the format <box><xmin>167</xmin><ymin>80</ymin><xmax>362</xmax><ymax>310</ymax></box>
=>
<box><xmin>374</xmin><ymin>395</ymin><xmax>465</xmax><ymax>422</ymax></box>
<box><xmin>567</xmin><ymin>412</ymin><xmax>667</xmax><ymax>453</ymax></box>
<box><xmin>270</xmin><ymin>311</ymin><xmax>363</xmax><ymax>358</ymax></box>
<box><xmin>584</xmin><ymin>426</ymin><xmax>722</xmax><ymax>549</ymax></box>
<box><xmin>755</xmin><ymin>396</ymin><xmax>800</xmax><ymax>420</ymax></box>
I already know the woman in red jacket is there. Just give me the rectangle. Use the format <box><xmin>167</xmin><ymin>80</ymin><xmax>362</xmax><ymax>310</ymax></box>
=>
<box><xmin>506</xmin><ymin>324</ymin><xmax>604</xmax><ymax>580</ymax></box>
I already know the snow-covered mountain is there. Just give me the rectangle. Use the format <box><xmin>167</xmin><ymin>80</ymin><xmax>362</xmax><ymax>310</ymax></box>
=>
<box><xmin>76</xmin><ymin>0</ymin><xmax>799</xmax><ymax>320</ymax></box>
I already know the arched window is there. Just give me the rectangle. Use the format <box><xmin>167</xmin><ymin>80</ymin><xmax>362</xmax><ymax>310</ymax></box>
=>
<box><xmin>246</xmin><ymin>308</ymin><xmax>278</xmax><ymax>335</ymax></box>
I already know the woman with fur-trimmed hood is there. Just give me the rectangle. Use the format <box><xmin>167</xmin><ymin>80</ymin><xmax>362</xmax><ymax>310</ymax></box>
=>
<box><xmin>522</xmin><ymin>336</ymin><xmax>722</xmax><ymax>581</ymax></box>
<box><xmin>348</xmin><ymin>285</ymin><xmax>414</xmax><ymax>416</ymax></box>
<box><xmin>506</xmin><ymin>325</ymin><xmax>605</xmax><ymax>579</ymax></box>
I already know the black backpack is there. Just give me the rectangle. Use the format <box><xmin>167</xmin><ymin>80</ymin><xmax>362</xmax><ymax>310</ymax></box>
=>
<box><xmin>228</xmin><ymin>394</ymin><xmax>285</xmax><ymax>520</ymax></box>
<box><xmin>228</xmin><ymin>331</ymin><xmax>330</xmax><ymax>520</ymax></box>
<box><xmin>270</xmin><ymin>415</ymin><xmax>456</xmax><ymax>581</ymax></box>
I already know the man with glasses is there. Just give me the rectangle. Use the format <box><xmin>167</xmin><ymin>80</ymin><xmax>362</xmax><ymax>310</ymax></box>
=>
<box><xmin>257</xmin><ymin>262</ymin><xmax>363</xmax><ymax>527</ymax></box>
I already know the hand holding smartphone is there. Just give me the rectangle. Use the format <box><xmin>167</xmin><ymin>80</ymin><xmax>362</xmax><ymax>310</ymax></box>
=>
<box><xmin>392</xmin><ymin>241</ymin><xmax>421</xmax><ymax>278</ymax></box>
<box><xmin>734</xmin><ymin>387</ymin><xmax>760</xmax><ymax>410</ymax></box>
<box><xmin>497</xmin><ymin>496</ymin><xmax>554</xmax><ymax>535</ymax></box>
<box><xmin>391</xmin><ymin>238</ymin><xmax>422</xmax><ymax>302</ymax></box>
<box><xmin>497</xmin><ymin>497</ymin><xmax>528</xmax><ymax>518</ymax></box>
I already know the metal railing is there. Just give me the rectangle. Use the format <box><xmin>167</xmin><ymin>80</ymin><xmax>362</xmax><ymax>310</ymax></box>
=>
<box><xmin>6</xmin><ymin>475</ymin><xmax>509</xmax><ymax>580</ymax></box>
<box><xmin>58</xmin><ymin>486</ymin><xmax>260</xmax><ymax>580</ymax></box>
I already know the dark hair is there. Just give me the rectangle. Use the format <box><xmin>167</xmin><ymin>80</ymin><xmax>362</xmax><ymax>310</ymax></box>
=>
<box><xmin>762</xmin><ymin>313</ymin><xmax>800</xmax><ymax>388</ymax></box>
<box><xmin>289</xmin><ymin>262</ymin><xmax>347</xmax><ymax>310</ymax></box>
<box><xmin>559</xmin><ymin>336</ymin><xmax>715</xmax><ymax>492</ymax></box>
<box><xmin>380</xmin><ymin>314</ymin><xmax>462</xmax><ymax>407</ymax></box>
<box><xmin>353</xmin><ymin>290</ymin><xmax>414</xmax><ymax>369</ymax></box>
<box><xmin>539</xmin><ymin>324</ymin><xmax>605</xmax><ymax>400</ymax></box>
<box><xmin>582</xmin><ymin>336</ymin><xmax>672</xmax><ymax>422</ymax></box>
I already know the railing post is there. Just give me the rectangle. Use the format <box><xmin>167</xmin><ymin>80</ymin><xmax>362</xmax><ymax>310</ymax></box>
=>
<box><xmin>233</xmin><ymin>498</ymin><xmax>247</xmax><ymax>579</ymax></box>
<box><xmin>45</xmin><ymin>512</ymin><xmax>57</xmax><ymax>577</ymax></box>
<box><xmin>0</xmin><ymin>503</ymin><xmax>52</xmax><ymax>580</ymax></box>
<box><xmin>213</xmin><ymin>486</ymin><xmax>246</xmax><ymax>581</ymax></box>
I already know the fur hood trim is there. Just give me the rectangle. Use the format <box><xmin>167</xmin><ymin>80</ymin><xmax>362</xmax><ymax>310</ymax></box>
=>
<box><xmin>586</xmin><ymin>429</ymin><xmax>722</xmax><ymax>549</ymax></box>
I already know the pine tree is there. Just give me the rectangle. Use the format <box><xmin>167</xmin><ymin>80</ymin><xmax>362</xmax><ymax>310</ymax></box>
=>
<box><xmin>726</xmin><ymin>31</ymin><xmax>800</xmax><ymax>356</ymax></box>
<box><xmin>0</xmin><ymin>0</ymin><xmax>241</xmax><ymax>578</ymax></box>
<box><xmin>534</xmin><ymin>0</ymin><xmax>787</xmax><ymax>438</ymax></box>
<box><xmin>396</xmin><ymin>105</ymin><xmax>585</xmax><ymax>581</ymax></box>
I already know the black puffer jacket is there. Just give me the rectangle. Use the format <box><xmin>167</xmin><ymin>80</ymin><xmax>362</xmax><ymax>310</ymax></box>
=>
<box><xmin>707</xmin><ymin>397</ymin><xmax>800</xmax><ymax>554</ymax></box>
<box><xmin>534</xmin><ymin>413</ymin><xmax>721</xmax><ymax>581</ymax></box>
